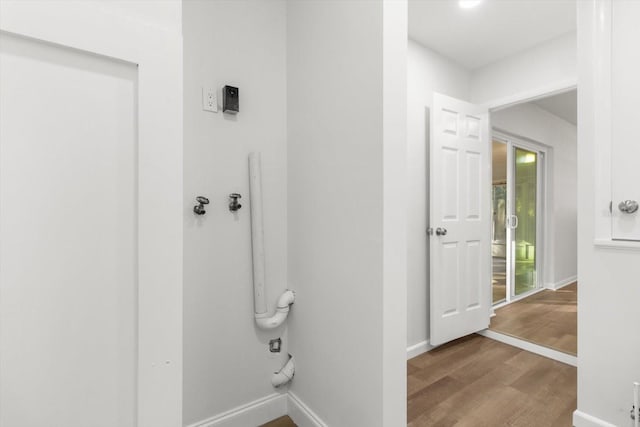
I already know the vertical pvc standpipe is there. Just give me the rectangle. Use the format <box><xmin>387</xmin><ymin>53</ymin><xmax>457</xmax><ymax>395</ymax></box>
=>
<box><xmin>249</xmin><ymin>152</ymin><xmax>268</xmax><ymax>316</ymax></box>
<box><xmin>634</xmin><ymin>382</ymin><xmax>639</xmax><ymax>427</ymax></box>
<box><xmin>248</xmin><ymin>153</ymin><xmax>295</xmax><ymax>330</ymax></box>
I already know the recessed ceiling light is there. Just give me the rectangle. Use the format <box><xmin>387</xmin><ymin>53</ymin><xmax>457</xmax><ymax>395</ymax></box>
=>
<box><xmin>459</xmin><ymin>0</ymin><xmax>483</xmax><ymax>9</ymax></box>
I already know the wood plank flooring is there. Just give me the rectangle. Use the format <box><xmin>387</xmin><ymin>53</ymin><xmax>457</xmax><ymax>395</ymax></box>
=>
<box><xmin>260</xmin><ymin>415</ymin><xmax>296</xmax><ymax>427</ymax></box>
<box><xmin>408</xmin><ymin>334</ymin><xmax>576</xmax><ymax>426</ymax></box>
<box><xmin>264</xmin><ymin>328</ymin><xmax>577</xmax><ymax>427</ymax></box>
<box><xmin>490</xmin><ymin>282</ymin><xmax>577</xmax><ymax>355</ymax></box>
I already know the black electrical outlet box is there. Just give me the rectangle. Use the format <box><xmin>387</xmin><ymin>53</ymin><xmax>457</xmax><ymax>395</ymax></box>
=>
<box><xmin>222</xmin><ymin>85</ymin><xmax>239</xmax><ymax>113</ymax></box>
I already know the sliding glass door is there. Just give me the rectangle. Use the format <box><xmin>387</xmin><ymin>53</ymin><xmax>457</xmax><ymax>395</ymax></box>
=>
<box><xmin>512</xmin><ymin>147</ymin><xmax>539</xmax><ymax>296</ymax></box>
<box><xmin>491</xmin><ymin>135</ymin><xmax>544</xmax><ymax>306</ymax></box>
<box><xmin>491</xmin><ymin>141</ymin><xmax>508</xmax><ymax>305</ymax></box>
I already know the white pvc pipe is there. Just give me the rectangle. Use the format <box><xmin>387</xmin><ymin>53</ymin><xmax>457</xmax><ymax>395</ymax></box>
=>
<box><xmin>249</xmin><ymin>152</ymin><xmax>267</xmax><ymax>316</ymax></box>
<box><xmin>249</xmin><ymin>152</ymin><xmax>295</xmax><ymax>330</ymax></box>
<box><xmin>634</xmin><ymin>381</ymin><xmax>639</xmax><ymax>427</ymax></box>
<box><xmin>271</xmin><ymin>355</ymin><xmax>295</xmax><ymax>388</ymax></box>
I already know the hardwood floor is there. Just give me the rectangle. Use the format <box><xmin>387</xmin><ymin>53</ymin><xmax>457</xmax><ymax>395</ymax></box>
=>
<box><xmin>490</xmin><ymin>282</ymin><xmax>577</xmax><ymax>355</ymax></box>
<box><xmin>408</xmin><ymin>334</ymin><xmax>576</xmax><ymax>426</ymax></box>
<box><xmin>263</xmin><ymin>321</ymin><xmax>577</xmax><ymax>427</ymax></box>
<box><xmin>260</xmin><ymin>415</ymin><xmax>296</xmax><ymax>427</ymax></box>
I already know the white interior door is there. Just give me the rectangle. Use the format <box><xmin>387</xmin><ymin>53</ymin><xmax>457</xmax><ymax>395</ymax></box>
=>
<box><xmin>0</xmin><ymin>2</ymin><xmax>182</xmax><ymax>426</ymax></box>
<box><xmin>0</xmin><ymin>32</ymin><xmax>137</xmax><ymax>427</ymax></box>
<box><xmin>430</xmin><ymin>92</ymin><xmax>491</xmax><ymax>346</ymax></box>
<box><xmin>611</xmin><ymin>0</ymin><xmax>640</xmax><ymax>240</ymax></box>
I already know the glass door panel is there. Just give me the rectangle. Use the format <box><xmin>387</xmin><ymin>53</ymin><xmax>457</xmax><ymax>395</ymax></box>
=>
<box><xmin>513</xmin><ymin>148</ymin><xmax>537</xmax><ymax>296</ymax></box>
<box><xmin>491</xmin><ymin>140</ymin><xmax>508</xmax><ymax>305</ymax></box>
<box><xmin>492</xmin><ymin>184</ymin><xmax>507</xmax><ymax>304</ymax></box>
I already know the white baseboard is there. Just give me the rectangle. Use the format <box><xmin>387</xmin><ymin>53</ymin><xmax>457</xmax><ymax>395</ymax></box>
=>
<box><xmin>477</xmin><ymin>329</ymin><xmax>577</xmax><ymax>367</ymax></box>
<box><xmin>572</xmin><ymin>410</ymin><xmax>618</xmax><ymax>427</ymax></box>
<box><xmin>186</xmin><ymin>392</ymin><xmax>328</xmax><ymax>427</ymax></box>
<box><xmin>186</xmin><ymin>393</ymin><xmax>287</xmax><ymax>427</ymax></box>
<box><xmin>406</xmin><ymin>340</ymin><xmax>434</xmax><ymax>360</ymax></box>
<box><xmin>545</xmin><ymin>275</ymin><xmax>577</xmax><ymax>290</ymax></box>
<box><xmin>287</xmin><ymin>392</ymin><xmax>328</xmax><ymax>427</ymax></box>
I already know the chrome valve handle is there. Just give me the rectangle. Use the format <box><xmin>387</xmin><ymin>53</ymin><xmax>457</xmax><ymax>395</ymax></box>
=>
<box><xmin>194</xmin><ymin>196</ymin><xmax>210</xmax><ymax>215</ymax></box>
<box><xmin>228</xmin><ymin>193</ymin><xmax>242</xmax><ymax>212</ymax></box>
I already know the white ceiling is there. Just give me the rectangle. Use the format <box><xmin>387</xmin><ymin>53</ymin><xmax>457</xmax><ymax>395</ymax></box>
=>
<box><xmin>408</xmin><ymin>0</ymin><xmax>576</xmax><ymax>69</ymax></box>
<box><xmin>532</xmin><ymin>89</ymin><xmax>577</xmax><ymax>125</ymax></box>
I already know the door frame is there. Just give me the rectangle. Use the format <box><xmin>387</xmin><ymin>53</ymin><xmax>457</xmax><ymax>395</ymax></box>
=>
<box><xmin>0</xmin><ymin>2</ymin><xmax>183</xmax><ymax>426</ymax></box>
<box><xmin>485</xmin><ymin>83</ymin><xmax>575</xmax><ymax>313</ymax></box>
<box><xmin>492</xmin><ymin>131</ymin><xmax>548</xmax><ymax>307</ymax></box>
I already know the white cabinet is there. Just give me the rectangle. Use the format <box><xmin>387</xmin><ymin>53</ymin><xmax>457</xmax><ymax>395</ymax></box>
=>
<box><xmin>592</xmin><ymin>0</ymin><xmax>640</xmax><ymax>244</ymax></box>
<box><xmin>611</xmin><ymin>0</ymin><xmax>640</xmax><ymax>241</ymax></box>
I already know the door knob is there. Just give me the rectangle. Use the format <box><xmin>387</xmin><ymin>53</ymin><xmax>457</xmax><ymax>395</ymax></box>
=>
<box><xmin>618</xmin><ymin>200</ymin><xmax>639</xmax><ymax>214</ymax></box>
<box><xmin>436</xmin><ymin>227</ymin><xmax>447</xmax><ymax>236</ymax></box>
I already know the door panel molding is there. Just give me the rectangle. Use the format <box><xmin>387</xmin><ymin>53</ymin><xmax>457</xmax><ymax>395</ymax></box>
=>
<box><xmin>0</xmin><ymin>3</ymin><xmax>183</xmax><ymax>426</ymax></box>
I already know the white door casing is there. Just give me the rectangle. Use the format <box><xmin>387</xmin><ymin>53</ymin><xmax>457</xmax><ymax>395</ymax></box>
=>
<box><xmin>0</xmin><ymin>2</ymin><xmax>182</xmax><ymax>426</ymax></box>
<box><xmin>430</xmin><ymin>93</ymin><xmax>491</xmax><ymax>346</ymax></box>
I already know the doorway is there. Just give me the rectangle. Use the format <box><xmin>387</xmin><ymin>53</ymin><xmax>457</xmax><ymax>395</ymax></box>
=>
<box><xmin>487</xmin><ymin>89</ymin><xmax>578</xmax><ymax>360</ymax></box>
<box><xmin>491</xmin><ymin>134</ymin><xmax>546</xmax><ymax>307</ymax></box>
<box><xmin>407</xmin><ymin>0</ymin><xmax>579</xmax><ymax>423</ymax></box>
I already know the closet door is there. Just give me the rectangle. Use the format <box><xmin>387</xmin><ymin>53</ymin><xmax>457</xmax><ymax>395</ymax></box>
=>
<box><xmin>611</xmin><ymin>0</ymin><xmax>640</xmax><ymax>240</ymax></box>
<box><xmin>0</xmin><ymin>3</ymin><xmax>182</xmax><ymax>426</ymax></box>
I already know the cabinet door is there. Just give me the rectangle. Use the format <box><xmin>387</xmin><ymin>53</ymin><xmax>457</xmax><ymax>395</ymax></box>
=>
<box><xmin>611</xmin><ymin>0</ymin><xmax>640</xmax><ymax>240</ymax></box>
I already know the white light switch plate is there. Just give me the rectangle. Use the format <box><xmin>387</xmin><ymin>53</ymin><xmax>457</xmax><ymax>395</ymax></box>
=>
<box><xmin>202</xmin><ymin>87</ymin><xmax>218</xmax><ymax>112</ymax></box>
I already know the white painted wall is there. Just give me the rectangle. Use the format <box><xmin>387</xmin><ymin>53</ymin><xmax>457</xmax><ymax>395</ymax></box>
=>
<box><xmin>470</xmin><ymin>32</ymin><xmax>577</xmax><ymax>106</ymax></box>
<box><xmin>382</xmin><ymin>3</ymin><xmax>408</xmax><ymax>424</ymax></box>
<box><xmin>87</xmin><ymin>0</ymin><xmax>182</xmax><ymax>33</ymax></box>
<box><xmin>287</xmin><ymin>1</ymin><xmax>407</xmax><ymax>425</ymax></box>
<box><xmin>406</xmin><ymin>40</ymin><xmax>470</xmax><ymax>350</ymax></box>
<box><xmin>182</xmin><ymin>1</ymin><xmax>289</xmax><ymax>425</ymax></box>
<box><xmin>575</xmin><ymin>1</ymin><xmax>640</xmax><ymax>425</ymax></box>
<box><xmin>492</xmin><ymin>102</ymin><xmax>578</xmax><ymax>287</ymax></box>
